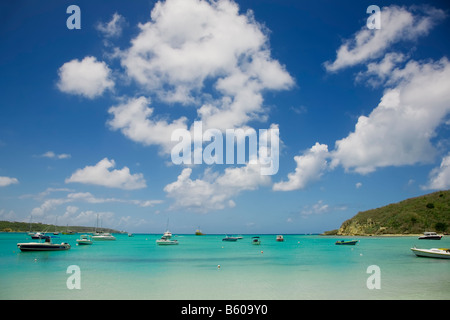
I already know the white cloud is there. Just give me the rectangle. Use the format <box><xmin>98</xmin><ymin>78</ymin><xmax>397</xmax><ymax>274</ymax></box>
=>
<box><xmin>356</xmin><ymin>52</ymin><xmax>406</xmax><ymax>87</ymax></box>
<box><xmin>355</xmin><ymin>182</ymin><xmax>363</xmax><ymax>189</ymax></box>
<box><xmin>39</xmin><ymin>151</ymin><xmax>71</xmax><ymax>159</ymax></box>
<box><xmin>108</xmin><ymin>96</ymin><xmax>188</xmax><ymax>154</ymax></box>
<box><xmin>65</xmin><ymin>158</ymin><xmax>146</xmax><ymax>190</ymax></box>
<box><xmin>31</xmin><ymin>198</ymin><xmax>70</xmax><ymax>217</ymax></box>
<box><xmin>0</xmin><ymin>176</ymin><xmax>19</xmax><ymax>187</ymax></box>
<box><xmin>67</xmin><ymin>191</ymin><xmax>162</xmax><ymax>207</ymax></box>
<box><xmin>273</xmin><ymin>143</ymin><xmax>329</xmax><ymax>191</ymax></box>
<box><xmin>57</xmin><ymin>56</ymin><xmax>114</xmax><ymax>99</ymax></box>
<box><xmin>325</xmin><ymin>5</ymin><xmax>445</xmax><ymax>72</ymax></box>
<box><xmin>119</xmin><ymin>0</ymin><xmax>293</xmax><ymax>130</ymax></box>
<box><xmin>65</xmin><ymin>209</ymin><xmax>115</xmax><ymax>228</ymax></box>
<box><xmin>164</xmin><ymin>163</ymin><xmax>270</xmax><ymax>212</ymax></box>
<box><xmin>96</xmin><ymin>12</ymin><xmax>126</xmax><ymax>38</ymax></box>
<box><xmin>300</xmin><ymin>200</ymin><xmax>329</xmax><ymax>216</ymax></box>
<box><xmin>422</xmin><ymin>153</ymin><xmax>450</xmax><ymax>190</ymax></box>
<box><xmin>331</xmin><ymin>58</ymin><xmax>450</xmax><ymax>174</ymax></box>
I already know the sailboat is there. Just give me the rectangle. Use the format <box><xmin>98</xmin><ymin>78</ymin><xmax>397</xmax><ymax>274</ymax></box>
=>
<box><xmin>92</xmin><ymin>214</ymin><xmax>116</xmax><ymax>241</ymax></box>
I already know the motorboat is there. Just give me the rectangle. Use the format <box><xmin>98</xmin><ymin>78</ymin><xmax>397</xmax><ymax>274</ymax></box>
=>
<box><xmin>76</xmin><ymin>234</ymin><xmax>93</xmax><ymax>245</ymax></box>
<box><xmin>222</xmin><ymin>236</ymin><xmax>238</xmax><ymax>241</ymax></box>
<box><xmin>30</xmin><ymin>232</ymin><xmax>45</xmax><ymax>239</ymax></box>
<box><xmin>335</xmin><ymin>240</ymin><xmax>359</xmax><ymax>245</ymax></box>
<box><xmin>163</xmin><ymin>230</ymin><xmax>172</xmax><ymax>239</ymax></box>
<box><xmin>252</xmin><ymin>236</ymin><xmax>261</xmax><ymax>245</ymax></box>
<box><xmin>276</xmin><ymin>235</ymin><xmax>284</xmax><ymax>242</ymax></box>
<box><xmin>17</xmin><ymin>236</ymin><xmax>71</xmax><ymax>251</ymax></box>
<box><xmin>156</xmin><ymin>231</ymin><xmax>178</xmax><ymax>245</ymax></box>
<box><xmin>418</xmin><ymin>232</ymin><xmax>443</xmax><ymax>240</ymax></box>
<box><xmin>411</xmin><ymin>247</ymin><xmax>450</xmax><ymax>259</ymax></box>
<box><xmin>92</xmin><ymin>232</ymin><xmax>116</xmax><ymax>241</ymax></box>
<box><xmin>156</xmin><ymin>238</ymin><xmax>179</xmax><ymax>245</ymax></box>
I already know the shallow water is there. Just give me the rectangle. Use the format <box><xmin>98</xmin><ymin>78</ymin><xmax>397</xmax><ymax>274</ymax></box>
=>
<box><xmin>1</xmin><ymin>233</ymin><xmax>449</xmax><ymax>299</ymax></box>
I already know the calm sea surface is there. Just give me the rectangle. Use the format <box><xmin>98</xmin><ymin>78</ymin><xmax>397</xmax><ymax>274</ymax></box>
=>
<box><xmin>1</xmin><ymin>233</ymin><xmax>449</xmax><ymax>299</ymax></box>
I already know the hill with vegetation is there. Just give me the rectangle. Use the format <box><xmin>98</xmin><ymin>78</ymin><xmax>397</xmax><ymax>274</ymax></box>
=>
<box><xmin>0</xmin><ymin>220</ymin><xmax>120</xmax><ymax>234</ymax></box>
<box><xmin>324</xmin><ymin>190</ymin><xmax>450</xmax><ymax>236</ymax></box>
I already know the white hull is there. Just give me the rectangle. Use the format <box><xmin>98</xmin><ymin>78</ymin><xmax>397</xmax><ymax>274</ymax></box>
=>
<box><xmin>156</xmin><ymin>239</ymin><xmax>178</xmax><ymax>245</ymax></box>
<box><xmin>411</xmin><ymin>248</ymin><xmax>450</xmax><ymax>259</ymax></box>
<box><xmin>92</xmin><ymin>233</ymin><xmax>116</xmax><ymax>241</ymax></box>
<box><xmin>76</xmin><ymin>240</ymin><xmax>93</xmax><ymax>245</ymax></box>
<box><xmin>17</xmin><ymin>242</ymin><xmax>71</xmax><ymax>251</ymax></box>
<box><xmin>92</xmin><ymin>236</ymin><xmax>116</xmax><ymax>241</ymax></box>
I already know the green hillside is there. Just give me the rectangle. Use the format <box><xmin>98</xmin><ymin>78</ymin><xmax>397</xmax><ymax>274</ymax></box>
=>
<box><xmin>325</xmin><ymin>190</ymin><xmax>450</xmax><ymax>236</ymax></box>
<box><xmin>0</xmin><ymin>220</ymin><xmax>120</xmax><ymax>234</ymax></box>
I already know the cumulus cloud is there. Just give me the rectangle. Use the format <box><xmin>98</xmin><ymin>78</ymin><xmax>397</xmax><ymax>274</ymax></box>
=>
<box><xmin>0</xmin><ymin>176</ymin><xmax>19</xmax><ymax>187</ymax></box>
<box><xmin>57</xmin><ymin>56</ymin><xmax>114</xmax><ymax>99</ymax></box>
<box><xmin>356</xmin><ymin>52</ymin><xmax>406</xmax><ymax>87</ymax></box>
<box><xmin>324</xmin><ymin>5</ymin><xmax>445</xmax><ymax>72</ymax></box>
<box><xmin>119</xmin><ymin>0</ymin><xmax>293</xmax><ymax>130</ymax></box>
<box><xmin>31</xmin><ymin>198</ymin><xmax>70</xmax><ymax>217</ymax></box>
<box><xmin>65</xmin><ymin>158</ymin><xmax>146</xmax><ymax>190</ymax></box>
<box><xmin>422</xmin><ymin>153</ymin><xmax>450</xmax><ymax>190</ymax></box>
<box><xmin>108</xmin><ymin>96</ymin><xmax>188</xmax><ymax>154</ymax></box>
<box><xmin>331</xmin><ymin>58</ymin><xmax>450</xmax><ymax>174</ymax></box>
<box><xmin>273</xmin><ymin>143</ymin><xmax>329</xmax><ymax>191</ymax></box>
<box><xmin>164</xmin><ymin>163</ymin><xmax>270</xmax><ymax>212</ymax></box>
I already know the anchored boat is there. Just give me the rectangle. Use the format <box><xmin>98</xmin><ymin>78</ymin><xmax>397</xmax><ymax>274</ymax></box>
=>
<box><xmin>411</xmin><ymin>247</ymin><xmax>450</xmax><ymax>259</ymax></box>
<box><xmin>92</xmin><ymin>233</ymin><xmax>116</xmax><ymax>241</ymax></box>
<box><xmin>222</xmin><ymin>236</ymin><xmax>238</xmax><ymax>241</ymax></box>
<box><xmin>418</xmin><ymin>232</ymin><xmax>443</xmax><ymax>240</ymax></box>
<box><xmin>252</xmin><ymin>236</ymin><xmax>261</xmax><ymax>245</ymax></box>
<box><xmin>17</xmin><ymin>236</ymin><xmax>71</xmax><ymax>251</ymax></box>
<box><xmin>156</xmin><ymin>230</ymin><xmax>178</xmax><ymax>245</ymax></box>
<box><xmin>335</xmin><ymin>240</ymin><xmax>359</xmax><ymax>245</ymax></box>
<box><xmin>76</xmin><ymin>234</ymin><xmax>93</xmax><ymax>245</ymax></box>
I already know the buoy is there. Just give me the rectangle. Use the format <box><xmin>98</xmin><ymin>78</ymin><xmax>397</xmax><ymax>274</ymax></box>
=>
<box><xmin>261</xmin><ymin>250</ymin><xmax>263</xmax><ymax>254</ymax></box>
<box><xmin>217</xmin><ymin>264</ymin><xmax>221</xmax><ymax>269</ymax></box>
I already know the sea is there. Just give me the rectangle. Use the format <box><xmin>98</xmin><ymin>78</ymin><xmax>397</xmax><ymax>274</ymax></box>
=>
<box><xmin>1</xmin><ymin>232</ymin><xmax>449</xmax><ymax>300</ymax></box>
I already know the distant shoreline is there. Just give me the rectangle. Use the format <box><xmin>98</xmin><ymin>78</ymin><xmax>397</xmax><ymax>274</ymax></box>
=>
<box><xmin>0</xmin><ymin>231</ymin><xmax>433</xmax><ymax>237</ymax></box>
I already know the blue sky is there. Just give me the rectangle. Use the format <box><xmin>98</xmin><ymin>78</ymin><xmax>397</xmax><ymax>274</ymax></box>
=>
<box><xmin>1</xmin><ymin>0</ymin><xmax>449</xmax><ymax>234</ymax></box>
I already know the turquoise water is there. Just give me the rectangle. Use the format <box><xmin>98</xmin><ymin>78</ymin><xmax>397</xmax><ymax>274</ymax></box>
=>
<box><xmin>1</xmin><ymin>233</ymin><xmax>449</xmax><ymax>299</ymax></box>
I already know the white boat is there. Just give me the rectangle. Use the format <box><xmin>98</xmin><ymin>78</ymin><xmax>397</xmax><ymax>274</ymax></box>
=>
<box><xmin>17</xmin><ymin>236</ymin><xmax>71</xmax><ymax>251</ymax></box>
<box><xmin>156</xmin><ymin>238</ymin><xmax>179</xmax><ymax>245</ymax></box>
<box><xmin>76</xmin><ymin>234</ymin><xmax>93</xmax><ymax>245</ymax></box>
<box><xmin>411</xmin><ymin>247</ymin><xmax>450</xmax><ymax>259</ymax></box>
<box><xmin>276</xmin><ymin>235</ymin><xmax>284</xmax><ymax>242</ymax></box>
<box><xmin>156</xmin><ymin>231</ymin><xmax>178</xmax><ymax>245</ymax></box>
<box><xmin>30</xmin><ymin>232</ymin><xmax>45</xmax><ymax>239</ymax></box>
<box><xmin>163</xmin><ymin>230</ymin><xmax>172</xmax><ymax>239</ymax></box>
<box><xmin>222</xmin><ymin>235</ymin><xmax>238</xmax><ymax>241</ymax></box>
<box><xmin>92</xmin><ymin>232</ymin><xmax>116</xmax><ymax>241</ymax></box>
<box><xmin>418</xmin><ymin>232</ymin><xmax>443</xmax><ymax>240</ymax></box>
